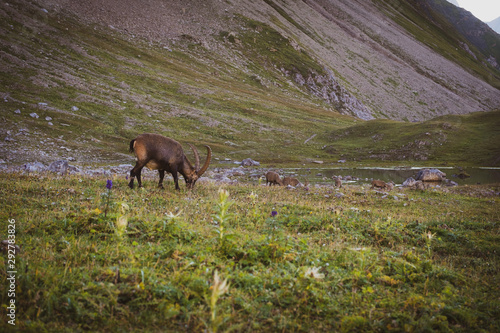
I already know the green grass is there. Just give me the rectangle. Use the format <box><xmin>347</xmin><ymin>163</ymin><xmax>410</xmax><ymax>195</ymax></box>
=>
<box><xmin>0</xmin><ymin>173</ymin><xmax>499</xmax><ymax>332</ymax></box>
<box><xmin>325</xmin><ymin>110</ymin><xmax>500</xmax><ymax>166</ymax></box>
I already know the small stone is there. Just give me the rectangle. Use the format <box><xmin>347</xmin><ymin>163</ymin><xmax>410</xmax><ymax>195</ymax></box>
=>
<box><xmin>30</xmin><ymin>112</ymin><xmax>39</xmax><ymax>118</ymax></box>
<box><xmin>14</xmin><ymin>109</ymin><xmax>21</xmax><ymax>114</ymax></box>
<box><xmin>45</xmin><ymin>116</ymin><xmax>52</xmax><ymax>121</ymax></box>
<box><xmin>71</xmin><ymin>106</ymin><xmax>79</xmax><ymax>112</ymax></box>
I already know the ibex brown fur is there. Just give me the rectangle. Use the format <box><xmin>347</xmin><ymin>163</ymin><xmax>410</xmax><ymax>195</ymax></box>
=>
<box><xmin>371</xmin><ymin>180</ymin><xmax>394</xmax><ymax>191</ymax></box>
<box><xmin>128</xmin><ymin>133</ymin><xmax>211</xmax><ymax>190</ymax></box>
<box><xmin>283</xmin><ymin>177</ymin><xmax>301</xmax><ymax>187</ymax></box>
<box><xmin>371</xmin><ymin>180</ymin><xmax>387</xmax><ymax>189</ymax></box>
<box><xmin>334</xmin><ymin>177</ymin><xmax>342</xmax><ymax>188</ymax></box>
<box><xmin>265</xmin><ymin>171</ymin><xmax>283</xmax><ymax>186</ymax></box>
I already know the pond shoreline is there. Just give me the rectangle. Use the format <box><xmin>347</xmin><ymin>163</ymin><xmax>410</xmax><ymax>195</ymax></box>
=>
<box><xmin>2</xmin><ymin>160</ymin><xmax>500</xmax><ymax>187</ymax></box>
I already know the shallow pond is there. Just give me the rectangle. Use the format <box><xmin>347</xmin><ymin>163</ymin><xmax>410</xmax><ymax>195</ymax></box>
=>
<box><xmin>281</xmin><ymin>167</ymin><xmax>500</xmax><ymax>186</ymax></box>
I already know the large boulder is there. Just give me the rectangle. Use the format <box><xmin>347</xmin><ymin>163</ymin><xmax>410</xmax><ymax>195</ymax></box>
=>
<box><xmin>415</xmin><ymin>168</ymin><xmax>446</xmax><ymax>182</ymax></box>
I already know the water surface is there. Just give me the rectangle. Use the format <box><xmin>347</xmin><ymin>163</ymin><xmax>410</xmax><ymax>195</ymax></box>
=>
<box><xmin>282</xmin><ymin>167</ymin><xmax>500</xmax><ymax>186</ymax></box>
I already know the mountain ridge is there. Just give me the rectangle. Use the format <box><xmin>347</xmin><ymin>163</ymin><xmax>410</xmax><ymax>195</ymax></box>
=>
<box><xmin>488</xmin><ymin>16</ymin><xmax>500</xmax><ymax>34</ymax></box>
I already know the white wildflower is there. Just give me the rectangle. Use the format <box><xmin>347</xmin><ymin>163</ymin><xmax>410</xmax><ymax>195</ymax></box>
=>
<box><xmin>304</xmin><ymin>267</ymin><xmax>325</xmax><ymax>280</ymax></box>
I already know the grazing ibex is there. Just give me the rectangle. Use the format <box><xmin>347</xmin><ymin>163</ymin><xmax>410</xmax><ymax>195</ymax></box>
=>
<box><xmin>333</xmin><ymin>176</ymin><xmax>342</xmax><ymax>188</ymax></box>
<box><xmin>265</xmin><ymin>171</ymin><xmax>283</xmax><ymax>186</ymax></box>
<box><xmin>283</xmin><ymin>177</ymin><xmax>301</xmax><ymax>187</ymax></box>
<box><xmin>371</xmin><ymin>180</ymin><xmax>387</xmax><ymax>189</ymax></box>
<box><xmin>371</xmin><ymin>180</ymin><xmax>394</xmax><ymax>191</ymax></box>
<box><xmin>128</xmin><ymin>133</ymin><xmax>211</xmax><ymax>190</ymax></box>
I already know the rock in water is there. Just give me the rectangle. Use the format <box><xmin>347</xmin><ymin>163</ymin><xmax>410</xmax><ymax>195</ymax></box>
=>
<box><xmin>415</xmin><ymin>168</ymin><xmax>446</xmax><ymax>182</ymax></box>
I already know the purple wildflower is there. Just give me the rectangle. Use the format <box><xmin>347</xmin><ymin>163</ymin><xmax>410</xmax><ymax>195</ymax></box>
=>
<box><xmin>271</xmin><ymin>210</ymin><xmax>278</xmax><ymax>217</ymax></box>
<box><xmin>106</xmin><ymin>179</ymin><xmax>113</xmax><ymax>190</ymax></box>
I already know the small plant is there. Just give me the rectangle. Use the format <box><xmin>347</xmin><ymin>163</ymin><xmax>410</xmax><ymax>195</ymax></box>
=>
<box><xmin>208</xmin><ymin>270</ymin><xmax>230</xmax><ymax>333</ymax></box>
<box><xmin>424</xmin><ymin>230</ymin><xmax>436</xmax><ymax>258</ymax></box>
<box><xmin>265</xmin><ymin>209</ymin><xmax>280</xmax><ymax>235</ymax></box>
<box><xmin>103</xmin><ymin>179</ymin><xmax>113</xmax><ymax>217</ymax></box>
<box><xmin>304</xmin><ymin>266</ymin><xmax>325</xmax><ymax>280</ymax></box>
<box><xmin>249</xmin><ymin>191</ymin><xmax>259</xmax><ymax>219</ymax></box>
<box><xmin>212</xmin><ymin>188</ymin><xmax>235</xmax><ymax>247</ymax></box>
<box><xmin>164</xmin><ymin>210</ymin><xmax>182</xmax><ymax>231</ymax></box>
<box><xmin>115</xmin><ymin>202</ymin><xmax>129</xmax><ymax>237</ymax></box>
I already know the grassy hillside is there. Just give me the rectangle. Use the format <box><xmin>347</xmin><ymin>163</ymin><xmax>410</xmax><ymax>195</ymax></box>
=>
<box><xmin>1</xmin><ymin>0</ymin><xmax>499</xmax><ymax>168</ymax></box>
<box><xmin>0</xmin><ymin>174</ymin><xmax>499</xmax><ymax>331</ymax></box>
<box><xmin>0</xmin><ymin>1</ymin><xmax>357</xmax><ymax>166</ymax></box>
<box><xmin>325</xmin><ymin>110</ymin><xmax>500</xmax><ymax>166</ymax></box>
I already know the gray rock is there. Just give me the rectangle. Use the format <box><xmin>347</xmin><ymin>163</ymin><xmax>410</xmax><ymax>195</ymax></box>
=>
<box><xmin>444</xmin><ymin>179</ymin><xmax>458</xmax><ymax>187</ymax></box>
<box><xmin>241</xmin><ymin>158</ymin><xmax>260</xmax><ymax>167</ymax></box>
<box><xmin>416</xmin><ymin>168</ymin><xmax>446</xmax><ymax>182</ymax></box>
<box><xmin>48</xmin><ymin>160</ymin><xmax>69</xmax><ymax>175</ymax></box>
<box><xmin>45</xmin><ymin>116</ymin><xmax>52</xmax><ymax>121</ymax></box>
<box><xmin>402</xmin><ymin>177</ymin><xmax>417</xmax><ymax>187</ymax></box>
<box><xmin>415</xmin><ymin>181</ymin><xmax>425</xmax><ymax>190</ymax></box>
<box><xmin>71</xmin><ymin>106</ymin><xmax>79</xmax><ymax>112</ymax></box>
<box><xmin>23</xmin><ymin>162</ymin><xmax>46</xmax><ymax>173</ymax></box>
<box><xmin>14</xmin><ymin>109</ymin><xmax>21</xmax><ymax>114</ymax></box>
<box><xmin>68</xmin><ymin>165</ymin><xmax>81</xmax><ymax>174</ymax></box>
<box><xmin>30</xmin><ymin>112</ymin><xmax>39</xmax><ymax>119</ymax></box>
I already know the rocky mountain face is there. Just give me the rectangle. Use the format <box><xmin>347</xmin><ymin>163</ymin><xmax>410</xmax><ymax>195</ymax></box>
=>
<box><xmin>24</xmin><ymin>0</ymin><xmax>498</xmax><ymax>121</ymax></box>
<box><xmin>422</xmin><ymin>0</ymin><xmax>500</xmax><ymax>70</ymax></box>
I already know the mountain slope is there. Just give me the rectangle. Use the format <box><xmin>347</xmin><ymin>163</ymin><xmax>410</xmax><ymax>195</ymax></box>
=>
<box><xmin>0</xmin><ymin>0</ymin><xmax>499</xmax><ymax>166</ymax></box>
<box><xmin>421</xmin><ymin>0</ymin><xmax>500</xmax><ymax>70</ymax></box>
<box><xmin>5</xmin><ymin>0</ymin><xmax>499</xmax><ymax>119</ymax></box>
<box><xmin>488</xmin><ymin>16</ymin><xmax>500</xmax><ymax>34</ymax></box>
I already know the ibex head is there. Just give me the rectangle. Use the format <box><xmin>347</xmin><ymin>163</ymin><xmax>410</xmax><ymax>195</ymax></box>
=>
<box><xmin>185</xmin><ymin>143</ymin><xmax>212</xmax><ymax>189</ymax></box>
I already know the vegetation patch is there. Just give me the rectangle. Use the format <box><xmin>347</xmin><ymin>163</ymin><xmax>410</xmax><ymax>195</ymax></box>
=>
<box><xmin>0</xmin><ymin>173</ymin><xmax>498</xmax><ymax>331</ymax></box>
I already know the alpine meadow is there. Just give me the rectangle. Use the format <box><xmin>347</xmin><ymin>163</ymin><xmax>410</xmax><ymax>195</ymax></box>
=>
<box><xmin>0</xmin><ymin>0</ymin><xmax>499</xmax><ymax>332</ymax></box>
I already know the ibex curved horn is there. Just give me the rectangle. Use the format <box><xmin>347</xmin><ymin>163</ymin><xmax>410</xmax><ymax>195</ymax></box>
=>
<box><xmin>197</xmin><ymin>145</ymin><xmax>211</xmax><ymax>177</ymax></box>
<box><xmin>188</xmin><ymin>143</ymin><xmax>200</xmax><ymax>171</ymax></box>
